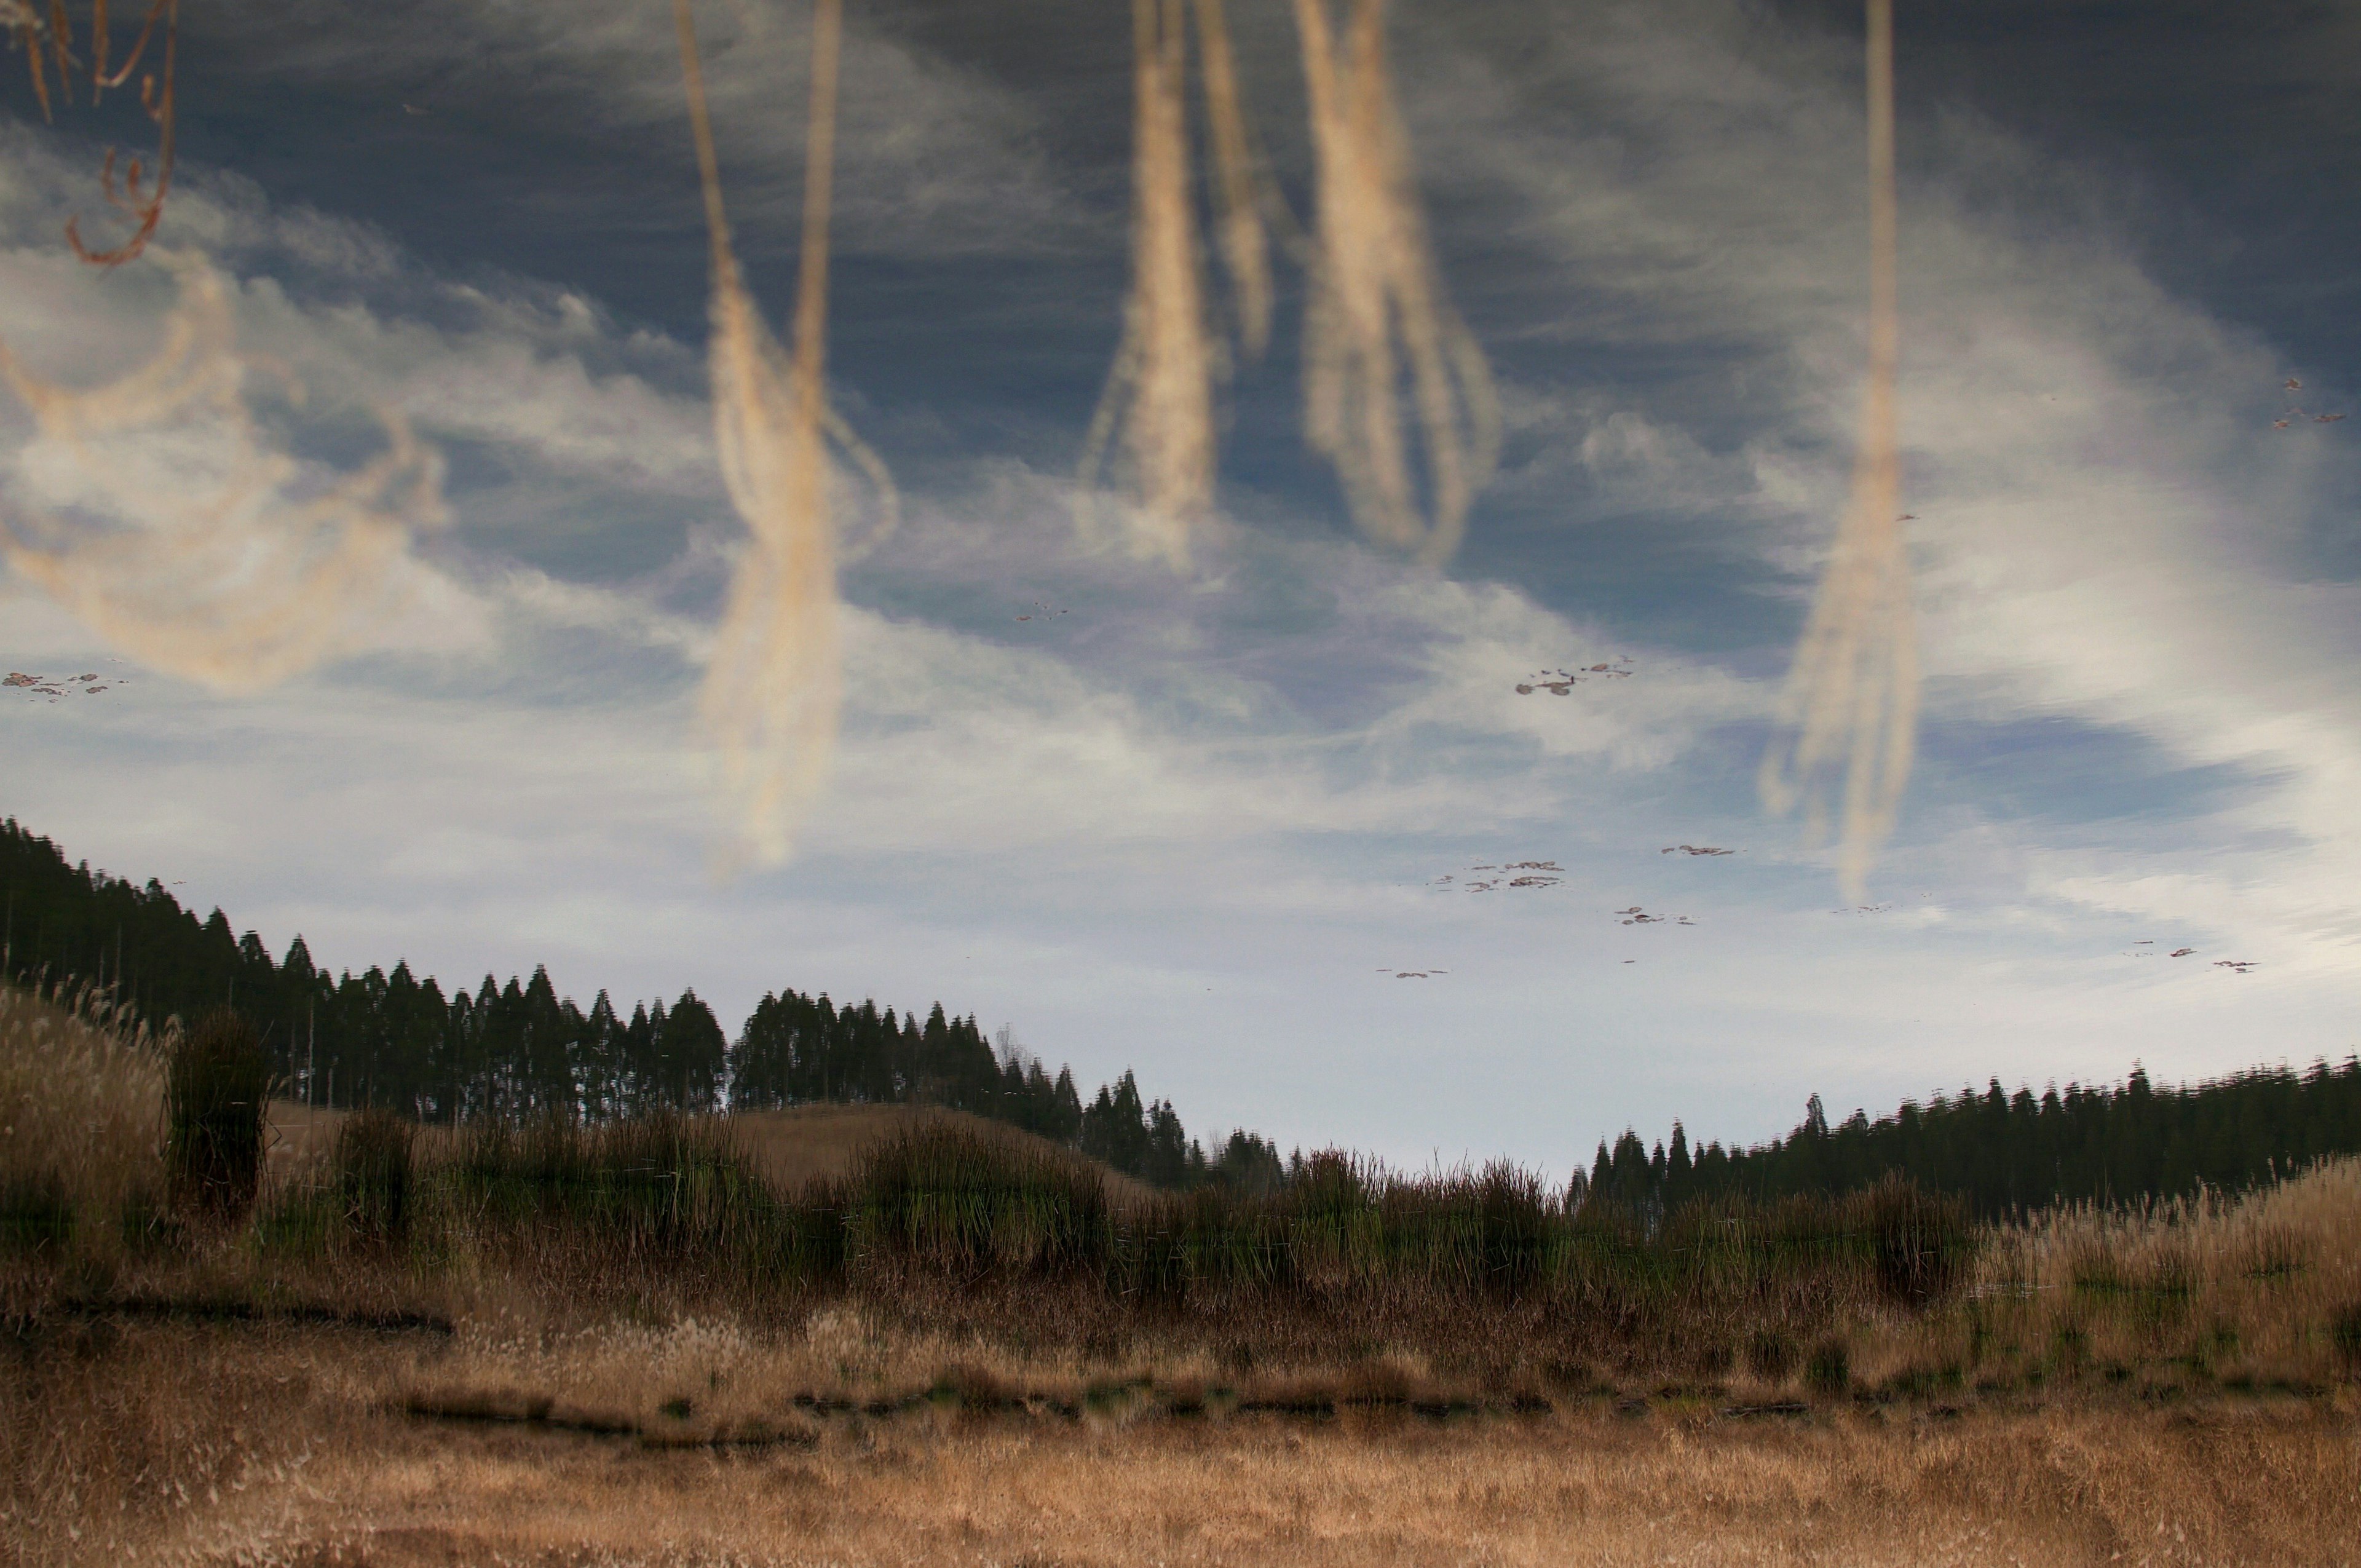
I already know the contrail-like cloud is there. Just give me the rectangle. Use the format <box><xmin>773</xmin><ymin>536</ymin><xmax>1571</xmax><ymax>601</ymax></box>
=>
<box><xmin>676</xmin><ymin>0</ymin><xmax>896</xmax><ymax>871</ymax></box>
<box><xmin>1759</xmin><ymin>0</ymin><xmax>1914</xmax><ymax>900</ymax></box>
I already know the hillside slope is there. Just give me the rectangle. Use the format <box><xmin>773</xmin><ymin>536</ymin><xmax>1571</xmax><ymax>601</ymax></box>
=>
<box><xmin>264</xmin><ymin>1099</ymin><xmax>1157</xmax><ymax>1205</ymax></box>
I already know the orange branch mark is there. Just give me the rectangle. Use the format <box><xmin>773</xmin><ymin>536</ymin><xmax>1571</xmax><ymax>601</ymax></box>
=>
<box><xmin>7</xmin><ymin>0</ymin><xmax>180</xmax><ymax>266</ymax></box>
<box><xmin>66</xmin><ymin>0</ymin><xmax>178</xmax><ymax>267</ymax></box>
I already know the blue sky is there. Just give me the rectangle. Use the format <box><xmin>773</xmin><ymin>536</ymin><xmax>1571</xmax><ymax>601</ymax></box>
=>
<box><xmin>4</xmin><ymin>0</ymin><xmax>2359</xmax><ymax>1176</ymax></box>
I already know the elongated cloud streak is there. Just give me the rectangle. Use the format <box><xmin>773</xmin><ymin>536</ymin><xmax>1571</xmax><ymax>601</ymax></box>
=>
<box><xmin>1077</xmin><ymin>0</ymin><xmax>1271</xmax><ymax>571</ymax></box>
<box><xmin>676</xmin><ymin>0</ymin><xmax>894</xmax><ymax>870</ymax></box>
<box><xmin>1291</xmin><ymin>0</ymin><xmax>1498</xmax><ymax>568</ymax></box>
<box><xmin>0</xmin><ymin>253</ymin><xmax>446</xmax><ymax>689</ymax></box>
<box><xmin>1192</xmin><ymin>0</ymin><xmax>1273</xmax><ymax>360</ymax></box>
<box><xmin>1758</xmin><ymin>0</ymin><xmax>1913</xmax><ymax>900</ymax></box>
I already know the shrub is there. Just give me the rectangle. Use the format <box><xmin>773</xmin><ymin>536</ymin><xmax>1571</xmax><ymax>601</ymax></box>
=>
<box><xmin>2331</xmin><ymin>1303</ymin><xmax>2361</xmax><ymax>1372</ymax></box>
<box><xmin>335</xmin><ymin>1108</ymin><xmax>416</xmax><ymax>1246</ymax></box>
<box><xmin>849</xmin><ymin>1123</ymin><xmax>1110</xmax><ymax>1277</ymax></box>
<box><xmin>1747</xmin><ymin>1326</ymin><xmax>1799</xmax><ymax>1382</ymax></box>
<box><xmin>0</xmin><ymin>1173</ymin><xmax>73</xmax><ymax>1254</ymax></box>
<box><xmin>1855</xmin><ymin>1174</ymin><xmax>1974</xmax><ymax>1305</ymax></box>
<box><xmin>1806</xmin><ymin>1337</ymin><xmax>1851</xmax><ymax>1395</ymax></box>
<box><xmin>167</xmin><ymin>1008</ymin><xmax>271</xmax><ymax>1222</ymax></box>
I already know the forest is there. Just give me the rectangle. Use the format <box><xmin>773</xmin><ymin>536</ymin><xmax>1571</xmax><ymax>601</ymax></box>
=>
<box><xmin>7</xmin><ymin>814</ymin><xmax>2358</xmax><ymax>1209</ymax></box>
<box><xmin>0</xmin><ymin>817</ymin><xmax>1273</xmax><ymax>1190</ymax></box>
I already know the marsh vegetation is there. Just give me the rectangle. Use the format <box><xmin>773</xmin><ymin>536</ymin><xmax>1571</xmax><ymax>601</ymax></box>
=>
<box><xmin>6</xmin><ymin>983</ymin><xmax>2359</xmax><ymax>1562</ymax></box>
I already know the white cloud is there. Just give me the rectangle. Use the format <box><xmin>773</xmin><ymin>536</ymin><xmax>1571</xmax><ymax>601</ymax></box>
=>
<box><xmin>7</xmin><ymin>2</ymin><xmax>2361</xmax><ymax>1171</ymax></box>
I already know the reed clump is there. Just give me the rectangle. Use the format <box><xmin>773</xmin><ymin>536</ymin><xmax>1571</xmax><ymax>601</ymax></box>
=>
<box><xmin>849</xmin><ymin>1122</ymin><xmax>1110</xmax><ymax>1276</ymax></box>
<box><xmin>167</xmin><ymin>1006</ymin><xmax>270</xmax><ymax>1222</ymax></box>
<box><xmin>333</xmin><ymin>1106</ymin><xmax>414</xmax><ymax>1247</ymax></box>
<box><xmin>0</xmin><ymin>983</ymin><xmax>167</xmax><ymax>1259</ymax></box>
<box><xmin>437</xmin><ymin>1112</ymin><xmax>826</xmax><ymax>1281</ymax></box>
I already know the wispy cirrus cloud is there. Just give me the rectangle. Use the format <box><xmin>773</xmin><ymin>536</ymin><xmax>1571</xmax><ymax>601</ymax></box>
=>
<box><xmin>5</xmin><ymin>1</ymin><xmax>2360</xmax><ymax>1173</ymax></box>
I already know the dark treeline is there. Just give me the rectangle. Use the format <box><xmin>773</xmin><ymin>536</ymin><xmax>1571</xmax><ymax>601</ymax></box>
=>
<box><xmin>1583</xmin><ymin>1062</ymin><xmax>2361</xmax><ymax>1223</ymax></box>
<box><xmin>0</xmin><ymin>818</ymin><xmax>1283</xmax><ymax>1191</ymax></box>
<box><xmin>15</xmin><ymin>816</ymin><xmax>2361</xmax><ymax>1214</ymax></box>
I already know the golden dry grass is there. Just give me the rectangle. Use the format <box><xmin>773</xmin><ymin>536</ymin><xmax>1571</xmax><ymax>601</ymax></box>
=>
<box><xmin>726</xmin><ymin>1103</ymin><xmax>1158</xmax><ymax>1205</ymax></box>
<box><xmin>1947</xmin><ymin>1160</ymin><xmax>2361</xmax><ymax>1391</ymax></box>
<box><xmin>10</xmin><ymin>986</ymin><xmax>2361</xmax><ymax>1562</ymax></box>
<box><xmin>0</xmin><ymin>984</ymin><xmax>165</xmax><ymax>1238</ymax></box>
<box><xmin>263</xmin><ymin>1100</ymin><xmax>347</xmax><ymax>1174</ymax></box>
<box><xmin>4</xmin><ymin>1315</ymin><xmax>2357</xmax><ymax>1567</ymax></box>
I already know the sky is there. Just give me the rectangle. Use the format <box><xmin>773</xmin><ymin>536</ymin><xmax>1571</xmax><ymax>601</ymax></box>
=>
<box><xmin>3</xmin><ymin>0</ymin><xmax>2359</xmax><ymax>1177</ymax></box>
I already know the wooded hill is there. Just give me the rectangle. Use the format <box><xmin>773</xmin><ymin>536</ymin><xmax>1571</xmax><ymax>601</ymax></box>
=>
<box><xmin>8</xmin><ymin>815</ymin><xmax>2357</xmax><ymax>1210</ymax></box>
<box><xmin>0</xmin><ymin>818</ymin><xmax>1282</xmax><ymax>1192</ymax></box>
<box><xmin>1584</xmin><ymin>1061</ymin><xmax>2361</xmax><ymax>1222</ymax></box>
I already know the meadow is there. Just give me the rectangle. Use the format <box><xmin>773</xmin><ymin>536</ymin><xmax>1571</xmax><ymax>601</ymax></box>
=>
<box><xmin>6</xmin><ymin>983</ymin><xmax>2360</xmax><ymax>1565</ymax></box>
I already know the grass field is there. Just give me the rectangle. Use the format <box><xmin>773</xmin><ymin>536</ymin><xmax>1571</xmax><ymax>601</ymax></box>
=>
<box><xmin>5</xmin><ymin>1314</ymin><xmax>2358</xmax><ymax>1567</ymax></box>
<box><xmin>8</xmin><ymin>984</ymin><xmax>2361</xmax><ymax>1564</ymax></box>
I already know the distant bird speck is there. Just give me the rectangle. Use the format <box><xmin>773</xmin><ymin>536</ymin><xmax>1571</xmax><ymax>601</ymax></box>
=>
<box><xmin>1515</xmin><ymin>658</ymin><xmax>1630</xmax><ymax>696</ymax></box>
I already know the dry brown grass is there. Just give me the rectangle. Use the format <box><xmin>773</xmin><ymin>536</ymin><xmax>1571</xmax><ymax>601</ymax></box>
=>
<box><xmin>4</xmin><ymin>1315</ymin><xmax>2356</xmax><ymax>1567</ymax></box>
<box><xmin>10</xmin><ymin>988</ymin><xmax>2361</xmax><ymax>1562</ymax></box>
<box><xmin>0</xmin><ymin>984</ymin><xmax>166</xmax><ymax>1253</ymax></box>
<box><xmin>262</xmin><ymin>1100</ymin><xmax>347</xmax><ymax>1177</ymax></box>
<box><xmin>727</xmin><ymin>1103</ymin><xmax>1159</xmax><ymax>1205</ymax></box>
<box><xmin>1944</xmin><ymin>1160</ymin><xmax>2361</xmax><ymax>1392</ymax></box>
